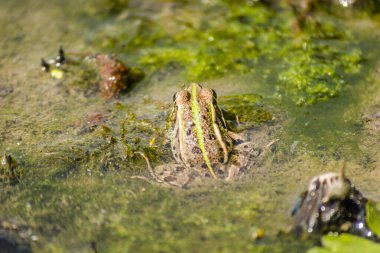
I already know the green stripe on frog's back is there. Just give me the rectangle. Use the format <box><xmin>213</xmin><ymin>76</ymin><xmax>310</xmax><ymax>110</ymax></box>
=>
<box><xmin>190</xmin><ymin>84</ymin><xmax>217</xmax><ymax>179</ymax></box>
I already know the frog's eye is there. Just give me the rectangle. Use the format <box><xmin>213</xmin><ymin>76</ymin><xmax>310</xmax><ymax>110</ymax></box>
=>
<box><xmin>211</xmin><ymin>89</ymin><xmax>217</xmax><ymax>99</ymax></box>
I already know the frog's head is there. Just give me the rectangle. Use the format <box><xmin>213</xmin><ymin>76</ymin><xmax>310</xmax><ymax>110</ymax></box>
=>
<box><xmin>171</xmin><ymin>83</ymin><xmax>219</xmax><ymax>112</ymax></box>
<box><xmin>172</xmin><ymin>83</ymin><xmax>217</xmax><ymax>106</ymax></box>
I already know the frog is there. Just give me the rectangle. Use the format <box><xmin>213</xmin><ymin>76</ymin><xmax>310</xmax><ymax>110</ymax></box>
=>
<box><xmin>291</xmin><ymin>167</ymin><xmax>379</xmax><ymax>241</ymax></box>
<box><xmin>137</xmin><ymin>83</ymin><xmax>261</xmax><ymax>187</ymax></box>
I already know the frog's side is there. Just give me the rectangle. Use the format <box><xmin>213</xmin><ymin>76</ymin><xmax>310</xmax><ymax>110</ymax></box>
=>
<box><xmin>291</xmin><ymin>170</ymin><xmax>378</xmax><ymax>241</ymax></box>
<box><xmin>139</xmin><ymin>83</ymin><xmax>260</xmax><ymax>187</ymax></box>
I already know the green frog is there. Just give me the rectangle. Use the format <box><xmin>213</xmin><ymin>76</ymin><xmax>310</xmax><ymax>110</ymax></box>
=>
<box><xmin>138</xmin><ymin>83</ymin><xmax>260</xmax><ymax>187</ymax></box>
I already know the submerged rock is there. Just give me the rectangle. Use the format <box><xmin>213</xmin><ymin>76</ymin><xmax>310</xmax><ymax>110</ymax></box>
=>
<box><xmin>95</xmin><ymin>54</ymin><xmax>144</xmax><ymax>98</ymax></box>
<box><xmin>95</xmin><ymin>54</ymin><xmax>131</xmax><ymax>98</ymax></box>
<box><xmin>291</xmin><ymin>170</ymin><xmax>379</xmax><ymax>241</ymax></box>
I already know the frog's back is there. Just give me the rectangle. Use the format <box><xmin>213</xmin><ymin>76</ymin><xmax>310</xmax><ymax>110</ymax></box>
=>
<box><xmin>170</xmin><ymin>84</ymin><xmax>232</xmax><ymax>172</ymax></box>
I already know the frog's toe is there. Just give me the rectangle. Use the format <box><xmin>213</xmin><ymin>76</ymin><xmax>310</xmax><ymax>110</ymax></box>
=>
<box><xmin>226</xmin><ymin>164</ymin><xmax>240</xmax><ymax>181</ymax></box>
<box><xmin>235</xmin><ymin>142</ymin><xmax>261</xmax><ymax>156</ymax></box>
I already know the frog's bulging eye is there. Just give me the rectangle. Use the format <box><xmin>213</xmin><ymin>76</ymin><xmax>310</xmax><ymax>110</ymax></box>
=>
<box><xmin>175</xmin><ymin>90</ymin><xmax>190</xmax><ymax>104</ymax></box>
<box><xmin>199</xmin><ymin>88</ymin><xmax>213</xmax><ymax>102</ymax></box>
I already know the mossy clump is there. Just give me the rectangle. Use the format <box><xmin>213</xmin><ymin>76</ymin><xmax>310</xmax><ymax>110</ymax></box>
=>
<box><xmin>278</xmin><ymin>38</ymin><xmax>362</xmax><ymax>105</ymax></box>
<box><xmin>219</xmin><ymin>94</ymin><xmax>273</xmax><ymax>125</ymax></box>
<box><xmin>1</xmin><ymin>153</ymin><xmax>23</xmax><ymax>184</ymax></box>
<box><xmin>79</xmin><ymin>109</ymin><xmax>167</xmax><ymax>175</ymax></box>
<box><xmin>137</xmin><ymin>3</ymin><xmax>279</xmax><ymax>80</ymax></box>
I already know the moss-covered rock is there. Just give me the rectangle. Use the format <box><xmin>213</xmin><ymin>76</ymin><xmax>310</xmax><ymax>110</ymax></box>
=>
<box><xmin>1</xmin><ymin>153</ymin><xmax>23</xmax><ymax>185</ymax></box>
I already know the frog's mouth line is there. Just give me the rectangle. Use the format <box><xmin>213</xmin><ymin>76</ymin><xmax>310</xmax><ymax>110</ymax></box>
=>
<box><xmin>190</xmin><ymin>83</ymin><xmax>217</xmax><ymax>179</ymax></box>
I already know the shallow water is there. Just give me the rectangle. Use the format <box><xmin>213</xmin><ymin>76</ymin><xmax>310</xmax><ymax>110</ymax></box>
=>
<box><xmin>1</xmin><ymin>0</ymin><xmax>380</xmax><ymax>252</ymax></box>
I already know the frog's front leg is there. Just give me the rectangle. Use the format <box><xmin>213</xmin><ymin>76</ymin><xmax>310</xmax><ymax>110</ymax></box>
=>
<box><xmin>134</xmin><ymin>152</ymin><xmax>193</xmax><ymax>188</ymax></box>
<box><xmin>226</xmin><ymin>142</ymin><xmax>261</xmax><ymax>181</ymax></box>
<box><xmin>227</xmin><ymin>131</ymin><xmax>246</xmax><ymax>143</ymax></box>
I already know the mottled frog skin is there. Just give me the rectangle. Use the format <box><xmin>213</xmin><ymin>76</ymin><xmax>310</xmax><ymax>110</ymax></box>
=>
<box><xmin>170</xmin><ymin>83</ymin><xmax>234</xmax><ymax>178</ymax></box>
<box><xmin>139</xmin><ymin>83</ymin><xmax>258</xmax><ymax>187</ymax></box>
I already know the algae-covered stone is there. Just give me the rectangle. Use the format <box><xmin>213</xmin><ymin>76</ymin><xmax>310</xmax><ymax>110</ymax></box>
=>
<box><xmin>291</xmin><ymin>170</ymin><xmax>378</xmax><ymax>241</ymax></box>
<box><xmin>1</xmin><ymin>153</ymin><xmax>23</xmax><ymax>185</ymax></box>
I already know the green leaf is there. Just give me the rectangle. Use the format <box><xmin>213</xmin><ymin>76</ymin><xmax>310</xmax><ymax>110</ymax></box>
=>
<box><xmin>367</xmin><ymin>201</ymin><xmax>380</xmax><ymax>236</ymax></box>
<box><xmin>307</xmin><ymin>234</ymin><xmax>380</xmax><ymax>253</ymax></box>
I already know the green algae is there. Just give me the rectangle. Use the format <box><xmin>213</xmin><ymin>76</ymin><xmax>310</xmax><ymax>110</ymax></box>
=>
<box><xmin>219</xmin><ymin>94</ymin><xmax>273</xmax><ymax>127</ymax></box>
<box><xmin>85</xmin><ymin>0</ymin><xmax>365</xmax><ymax>105</ymax></box>
<box><xmin>277</xmin><ymin>37</ymin><xmax>362</xmax><ymax>105</ymax></box>
<box><xmin>1</xmin><ymin>0</ymin><xmax>380</xmax><ymax>252</ymax></box>
<box><xmin>126</xmin><ymin>1</ymin><xmax>364</xmax><ymax>105</ymax></box>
